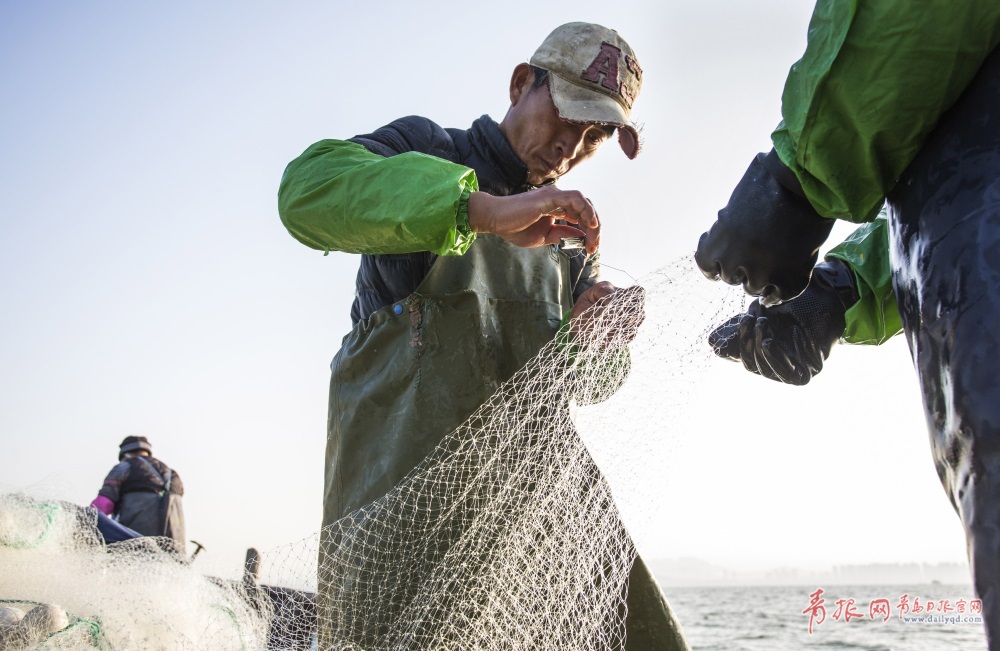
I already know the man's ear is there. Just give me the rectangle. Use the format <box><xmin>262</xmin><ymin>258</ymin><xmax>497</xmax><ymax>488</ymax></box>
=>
<box><xmin>509</xmin><ymin>63</ymin><xmax>534</xmax><ymax>106</ymax></box>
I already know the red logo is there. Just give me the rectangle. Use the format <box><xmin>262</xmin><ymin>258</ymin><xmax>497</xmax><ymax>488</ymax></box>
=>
<box><xmin>580</xmin><ymin>42</ymin><xmax>639</xmax><ymax>109</ymax></box>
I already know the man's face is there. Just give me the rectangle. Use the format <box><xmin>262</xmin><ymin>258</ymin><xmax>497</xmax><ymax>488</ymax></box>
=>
<box><xmin>501</xmin><ymin>67</ymin><xmax>615</xmax><ymax>186</ymax></box>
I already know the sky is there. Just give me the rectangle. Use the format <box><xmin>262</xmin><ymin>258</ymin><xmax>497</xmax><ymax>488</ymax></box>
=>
<box><xmin>0</xmin><ymin>1</ymin><xmax>971</xmax><ymax>583</ymax></box>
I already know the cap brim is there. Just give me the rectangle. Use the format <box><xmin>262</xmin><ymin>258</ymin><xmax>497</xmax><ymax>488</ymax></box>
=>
<box><xmin>547</xmin><ymin>73</ymin><xmax>640</xmax><ymax>159</ymax></box>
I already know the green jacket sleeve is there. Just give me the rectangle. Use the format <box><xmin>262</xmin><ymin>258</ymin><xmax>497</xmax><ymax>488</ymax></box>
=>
<box><xmin>772</xmin><ymin>0</ymin><xmax>1000</xmax><ymax>222</ymax></box>
<box><xmin>825</xmin><ymin>216</ymin><xmax>902</xmax><ymax>345</ymax></box>
<box><xmin>278</xmin><ymin>140</ymin><xmax>479</xmax><ymax>256</ymax></box>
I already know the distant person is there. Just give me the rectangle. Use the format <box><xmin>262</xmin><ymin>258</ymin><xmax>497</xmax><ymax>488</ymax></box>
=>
<box><xmin>90</xmin><ymin>436</ymin><xmax>186</xmax><ymax>553</ymax></box>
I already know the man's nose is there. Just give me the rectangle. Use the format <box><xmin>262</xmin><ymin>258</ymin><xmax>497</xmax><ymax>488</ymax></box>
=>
<box><xmin>555</xmin><ymin>129</ymin><xmax>586</xmax><ymax>161</ymax></box>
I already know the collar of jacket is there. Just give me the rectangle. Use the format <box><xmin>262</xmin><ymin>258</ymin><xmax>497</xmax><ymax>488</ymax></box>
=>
<box><xmin>467</xmin><ymin>115</ymin><xmax>537</xmax><ymax>192</ymax></box>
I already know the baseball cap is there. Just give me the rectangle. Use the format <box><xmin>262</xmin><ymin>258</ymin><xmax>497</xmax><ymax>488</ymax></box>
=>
<box><xmin>530</xmin><ymin>22</ymin><xmax>643</xmax><ymax>159</ymax></box>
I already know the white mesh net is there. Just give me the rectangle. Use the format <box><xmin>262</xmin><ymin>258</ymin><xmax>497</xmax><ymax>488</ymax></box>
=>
<box><xmin>0</xmin><ymin>260</ymin><xmax>743</xmax><ymax>650</ymax></box>
<box><xmin>0</xmin><ymin>493</ymin><xmax>270</xmax><ymax>650</ymax></box>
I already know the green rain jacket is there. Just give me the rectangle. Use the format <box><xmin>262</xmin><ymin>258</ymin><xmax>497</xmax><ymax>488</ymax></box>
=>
<box><xmin>771</xmin><ymin>0</ymin><xmax>1000</xmax><ymax>344</ymax></box>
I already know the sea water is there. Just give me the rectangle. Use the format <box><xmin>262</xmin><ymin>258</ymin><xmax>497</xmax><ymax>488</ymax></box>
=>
<box><xmin>665</xmin><ymin>584</ymin><xmax>988</xmax><ymax>650</ymax></box>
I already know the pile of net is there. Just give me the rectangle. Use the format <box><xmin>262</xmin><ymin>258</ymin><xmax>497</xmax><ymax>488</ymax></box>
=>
<box><xmin>0</xmin><ymin>260</ymin><xmax>742</xmax><ymax>650</ymax></box>
<box><xmin>0</xmin><ymin>493</ymin><xmax>269</xmax><ymax>650</ymax></box>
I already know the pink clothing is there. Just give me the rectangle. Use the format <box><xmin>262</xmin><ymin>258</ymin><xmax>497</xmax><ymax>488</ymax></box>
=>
<box><xmin>90</xmin><ymin>495</ymin><xmax>115</xmax><ymax>515</ymax></box>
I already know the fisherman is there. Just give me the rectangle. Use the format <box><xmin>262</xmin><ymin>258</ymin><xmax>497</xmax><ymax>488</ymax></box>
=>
<box><xmin>693</xmin><ymin>0</ymin><xmax>1000</xmax><ymax>643</ymax></box>
<box><xmin>279</xmin><ymin>22</ymin><xmax>687</xmax><ymax>649</ymax></box>
<box><xmin>90</xmin><ymin>436</ymin><xmax>186</xmax><ymax>553</ymax></box>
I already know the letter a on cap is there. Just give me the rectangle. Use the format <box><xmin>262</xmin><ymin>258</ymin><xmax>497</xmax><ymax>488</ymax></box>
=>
<box><xmin>581</xmin><ymin>42</ymin><xmax>622</xmax><ymax>93</ymax></box>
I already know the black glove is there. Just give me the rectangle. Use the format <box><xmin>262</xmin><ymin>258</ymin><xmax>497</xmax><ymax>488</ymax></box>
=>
<box><xmin>695</xmin><ymin>149</ymin><xmax>836</xmax><ymax>306</ymax></box>
<box><xmin>708</xmin><ymin>258</ymin><xmax>859</xmax><ymax>385</ymax></box>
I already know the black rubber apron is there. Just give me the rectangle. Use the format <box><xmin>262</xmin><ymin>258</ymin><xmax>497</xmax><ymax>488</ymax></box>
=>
<box><xmin>887</xmin><ymin>45</ymin><xmax>1000</xmax><ymax>645</ymax></box>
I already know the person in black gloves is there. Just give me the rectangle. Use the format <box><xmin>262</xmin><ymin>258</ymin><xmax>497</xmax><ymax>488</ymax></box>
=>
<box><xmin>695</xmin><ymin>1</ymin><xmax>1000</xmax><ymax>643</ymax></box>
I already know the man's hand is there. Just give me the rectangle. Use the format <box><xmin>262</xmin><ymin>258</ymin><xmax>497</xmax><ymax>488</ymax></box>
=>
<box><xmin>708</xmin><ymin>259</ymin><xmax>858</xmax><ymax>385</ymax></box>
<box><xmin>570</xmin><ymin>282</ymin><xmax>645</xmax><ymax>348</ymax></box>
<box><xmin>468</xmin><ymin>187</ymin><xmax>601</xmax><ymax>254</ymax></box>
<box><xmin>694</xmin><ymin>151</ymin><xmax>836</xmax><ymax>306</ymax></box>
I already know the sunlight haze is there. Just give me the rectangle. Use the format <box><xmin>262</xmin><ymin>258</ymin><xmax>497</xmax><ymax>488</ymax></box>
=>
<box><xmin>0</xmin><ymin>1</ymin><xmax>968</xmax><ymax>583</ymax></box>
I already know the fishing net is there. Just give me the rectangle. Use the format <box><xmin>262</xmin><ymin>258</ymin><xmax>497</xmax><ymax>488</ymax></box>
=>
<box><xmin>0</xmin><ymin>493</ymin><xmax>269</xmax><ymax>650</ymax></box>
<box><xmin>0</xmin><ymin>259</ymin><xmax>743</xmax><ymax>650</ymax></box>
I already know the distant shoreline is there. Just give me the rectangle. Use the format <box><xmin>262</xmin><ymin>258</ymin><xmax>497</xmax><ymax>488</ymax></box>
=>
<box><xmin>650</xmin><ymin>558</ymin><xmax>973</xmax><ymax>588</ymax></box>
